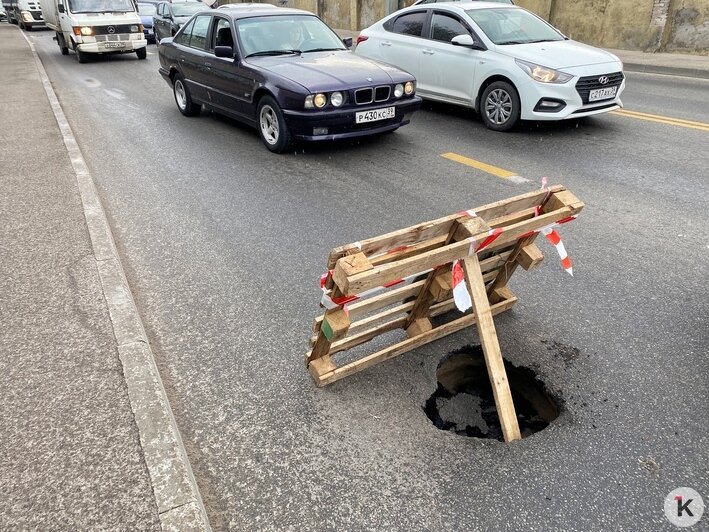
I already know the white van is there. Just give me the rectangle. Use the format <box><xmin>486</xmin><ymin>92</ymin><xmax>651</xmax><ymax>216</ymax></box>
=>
<box><xmin>40</xmin><ymin>0</ymin><xmax>147</xmax><ymax>62</ymax></box>
<box><xmin>3</xmin><ymin>0</ymin><xmax>46</xmax><ymax>30</ymax></box>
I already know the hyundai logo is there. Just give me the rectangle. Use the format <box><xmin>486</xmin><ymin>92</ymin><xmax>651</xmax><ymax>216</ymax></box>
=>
<box><xmin>598</xmin><ymin>76</ymin><xmax>609</xmax><ymax>85</ymax></box>
<box><xmin>108</xmin><ymin>26</ymin><xmax>115</xmax><ymax>34</ymax></box>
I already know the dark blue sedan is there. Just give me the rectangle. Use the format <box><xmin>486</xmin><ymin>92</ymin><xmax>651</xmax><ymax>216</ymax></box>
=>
<box><xmin>137</xmin><ymin>2</ymin><xmax>157</xmax><ymax>44</ymax></box>
<box><xmin>157</xmin><ymin>6</ymin><xmax>421</xmax><ymax>152</ymax></box>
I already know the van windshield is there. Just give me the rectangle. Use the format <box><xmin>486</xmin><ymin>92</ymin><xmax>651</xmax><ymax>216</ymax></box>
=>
<box><xmin>68</xmin><ymin>0</ymin><xmax>135</xmax><ymax>14</ymax></box>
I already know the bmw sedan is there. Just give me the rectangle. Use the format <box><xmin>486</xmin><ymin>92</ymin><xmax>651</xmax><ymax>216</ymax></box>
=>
<box><xmin>356</xmin><ymin>2</ymin><xmax>625</xmax><ymax>131</ymax></box>
<box><xmin>158</xmin><ymin>6</ymin><xmax>421</xmax><ymax>152</ymax></box>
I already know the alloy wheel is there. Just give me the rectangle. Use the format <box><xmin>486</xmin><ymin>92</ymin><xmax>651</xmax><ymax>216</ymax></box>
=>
<box><xmin>485</xmin><ymin>88</ymin><xmax>513</xmax><ymax>125</ymax></box>
<box><xmin>174</xmin><ymin>79</ymin><xmax>187</xmax><ymax>111</ymax></box>
<box><xmin>259</xmin><ymin>105</ymin><xmax>279</xmax><ymax>145</ymax></box>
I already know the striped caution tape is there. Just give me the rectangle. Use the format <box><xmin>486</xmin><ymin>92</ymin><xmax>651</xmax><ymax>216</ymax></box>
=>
<box><xmin>451</xmin><ymin>260</ymin><xmax>472</xmax><ymax>312</ymax></box>
<box><xmin>320</xmin><ymin>268</ymin><xmax>434</xmax><ymax>310</ymax></box>
<box><xmin>542</xmin><ymin>227</ymin><xmax>573</xmax><ymax>276</ymax></box>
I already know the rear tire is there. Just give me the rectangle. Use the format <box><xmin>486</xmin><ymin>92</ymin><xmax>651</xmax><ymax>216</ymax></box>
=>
<box><xmin>173</xmin><ymin>73</ymin><xmax>201</xmax><ymax>117</ymax></box>
<box><xmin>257</xmin><ymin>95</ymin><xmax>292</xmax><ymax>153</ymax></box>
<box><xmin>480</xmin><ymin>81</ymin><xmax>521</xmax><ymax>132</ymax></box>
<box><xmin>136</xmin><ymin>46</ymin><xmax>146</xmax><ymax>59</ymax></box>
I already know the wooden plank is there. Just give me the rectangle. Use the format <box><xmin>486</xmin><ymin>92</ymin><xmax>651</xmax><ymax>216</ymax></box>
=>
<box><xmin>487</xmin><ymin>234</ymin><xmax>539</xmax><ymax>303</ymax></box>
<box><xmin>332</xmin><ymin>252</ymin><xmax>373</xmax><ymax>290</ymax></box>
<box><xmin>326</xmin><ymin>186</ymin><xmax>566</xmax><ymax>268</ymax></box>
<box><xmin>429</xmin><ymin>271</ymin><xmax>452</xmax><ymax>301</ymax></box>
<box><xmin>310</xmin><ymin>267</ymin><xmax>504</xmax><ymax>347</ymax></box>
<box><xmin>403</xmin><ymin>220</ymin><xmax>462</xmax><ymax>331</ymax></box>
<box><xmin>369</xmin><ymin>235</ymin><xmax>448</xmax><ymax>267</ymax></box>
<box><xmin>462</xmin><ymin>254</ymin><xmax>521</xmax><ymax>442</ymax></box>
<box><xmin>321</xmin><ymin>309</ymin><xmax>350</xmax><ymax>342</ymax></box>
<box><xmin>516</xmin><ymin>243</ymin><xmax>544</xmax><ymax>271</ymax></box>
<box><xmin>311</xmin><ymin>295</ymin><xmax>518</xmax><ymax>387</ymax></box>
<box><xmin>339</xmin><ymin>205</ymin><xmax>583</xmax><ymax>295</ymax></box>
<box><xmin>406</xmin><ymin>318</ymin><xmax>432</xmax><ymax>338</ymax></box>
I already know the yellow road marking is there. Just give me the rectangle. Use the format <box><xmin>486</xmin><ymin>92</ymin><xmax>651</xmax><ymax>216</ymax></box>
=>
<box><xmin>441</xmin><ymin>152</ymin><xmax>524</xmax><ymax>181</ymax></box>
<box><xmin>611</xmin><ymin>109</ymin><xmax>709</xmax><ymax>132</ymax></box>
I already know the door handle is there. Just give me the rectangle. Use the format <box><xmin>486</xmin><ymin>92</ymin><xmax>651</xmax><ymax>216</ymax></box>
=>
<box><xmin>381</xmin><ymin>41</ymin><xmax>392</xmax><ymax>47</ymax></box>
<box><xmin>422</xmin><ymin>49</ymin><xmax>434</xmax><ymax>55</ymax></box>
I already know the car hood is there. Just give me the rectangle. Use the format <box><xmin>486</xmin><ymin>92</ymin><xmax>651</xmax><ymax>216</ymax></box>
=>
<box><xmin>248</xmin><ymin>51</ymin><xmax>404</xmax><ymax>91</ymax></box>
<box><xmin>495</xmin><ymin>39</ymin><xmax>620</xmax><ymax>70</ymax></box>
<box><xmin>174</xmin><ymin>16</ymin><xmax>192</xmax><ymax>24</ymax></box>
<box><xmin>140</xmin><ymin>15</ymin><xmax>152</xmax><ymax>25</ymax></box>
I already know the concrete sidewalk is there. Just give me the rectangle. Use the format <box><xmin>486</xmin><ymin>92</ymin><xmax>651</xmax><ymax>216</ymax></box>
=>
<box><xmin>0</xmin><ymin>24</ymin><xmax>207</xmax><ymax>529</ymax></box>
<box><xmin>336</xmin><ymin>28</ymin><xmax>709</xmax><ymax>80</ymax></box>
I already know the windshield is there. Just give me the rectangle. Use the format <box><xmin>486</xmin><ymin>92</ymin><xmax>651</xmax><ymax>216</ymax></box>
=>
<box><xmin>237</xmin><ymin>14</ymin><xmax>346</xmax><ymax>57</ymax></box>
<box><xmin>137</xmin><ymin>3</ymin><xmax>156</xmax><ymax>15</ymax></box>
<box><xmin>466</xmin><ymin>8</ymin><xmax>565</xmax><ymax>45</ymax></box>
<box><xmin>68</xmin><ymin>0</ymin><xmax>135</xmax><ymax>13</ymax></box>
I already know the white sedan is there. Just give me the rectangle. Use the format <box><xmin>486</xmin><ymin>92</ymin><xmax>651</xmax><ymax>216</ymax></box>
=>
<box><xmin>355</xmin><ymin>2</ymin><xmax>625</xmax><ymax>131</ymax></box>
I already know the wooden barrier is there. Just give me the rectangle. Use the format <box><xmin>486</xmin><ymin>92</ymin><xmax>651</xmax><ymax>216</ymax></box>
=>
<box><xmin>306</xmin><ymin>186</ymin><xmax>584</xmax><ymax>442</ymax></box>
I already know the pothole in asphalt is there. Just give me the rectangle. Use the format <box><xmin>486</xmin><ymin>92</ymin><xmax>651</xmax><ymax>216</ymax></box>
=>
<box><xmin>424</xmin><ymin>345</ymin><xmax>561</xmax><ymax>441</ymax></box>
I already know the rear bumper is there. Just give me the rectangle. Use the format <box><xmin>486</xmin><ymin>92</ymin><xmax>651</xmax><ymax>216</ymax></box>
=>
<box><xmin>283</xmin><ymin>96</ymin><xmax>421</xmax><ymax>141</ymax></box>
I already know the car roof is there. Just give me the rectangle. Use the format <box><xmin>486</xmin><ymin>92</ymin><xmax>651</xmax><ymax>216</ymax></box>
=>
<box><xmin>213</xmin><ymin>6</ymin><xmax>312</xmax><ymax>20</ymax></box>
<box><xmin>218</xmin><ymin>3</ymin><xmax>278</xmax><ymax>9</ymax></box>
<box><xmin>410</xmin><ymin>1</ymin><xmax>517</xmax><ymax>10</ymax></box>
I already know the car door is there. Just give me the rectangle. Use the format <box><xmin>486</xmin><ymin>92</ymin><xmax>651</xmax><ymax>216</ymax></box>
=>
<box><xmin>154</xmin><ymin>2</ymin><xmax>164</xmax><ymax>40</ymax></box>
<box><xmin>176</xmin><ymin>14</ymin><xmax>212</xmax><ymax>103</ymax></box>
<box><xmin>204</xmin><ymin>16</ymin><xmax>251</xmax><ymax>119</ymax></box>
<box><xmin>376</xmin><ymin>10</ymin><xmax>429</xmax><ymax>80</ymax></box>
<box><xmin>417</xmin><ymin>10</ymin><xmax>482</xmax><ymax>105</ymax></box>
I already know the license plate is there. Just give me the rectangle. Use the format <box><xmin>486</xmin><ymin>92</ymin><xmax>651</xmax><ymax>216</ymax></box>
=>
<box><xmin>589</xmin><ymin>86</ymin><xmax>617</xmax><ymax>102</ymax></box>
<box><xmin>355</xmin><ymin>107</ymin><xmax>395</xmax><ymax>124</ymax></box>
<box><xmin>104</xmin><ymin>42</ymin><xmax>125</xmax><ymax>49</ymax></box>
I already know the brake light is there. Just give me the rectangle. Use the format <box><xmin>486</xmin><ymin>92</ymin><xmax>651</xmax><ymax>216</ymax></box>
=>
<box><xmin>356</xmin><ymin>35</ymin><xmax>368</xmax><ymax>45</ymax></box>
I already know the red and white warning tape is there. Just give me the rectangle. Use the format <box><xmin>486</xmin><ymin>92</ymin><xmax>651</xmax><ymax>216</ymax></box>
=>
<box><xmin>451</xmin><ymin>260</ymin><xmax>472</xmax><ymax>312</ymax></box>
<box><xmin>320</xmin><ymin>268</ymin><xmax>433</xmax><ymax>310</ymax></box>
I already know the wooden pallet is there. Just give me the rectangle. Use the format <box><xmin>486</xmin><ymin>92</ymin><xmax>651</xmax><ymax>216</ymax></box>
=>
<box><xmin>306</xmin><ymin>186</ymin><xmax>584</xmax><ymax>442</ymax></box>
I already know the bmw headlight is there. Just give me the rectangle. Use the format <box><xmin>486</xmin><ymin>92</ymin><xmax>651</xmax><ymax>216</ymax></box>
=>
<box><xmin>404</xmin><ymin>81</ymin><xmax>414</xmax><ymax>95</ymax></box>
<box><xmin>394</xmin><ymin>84</ymin><xmax>404</xmax><ymax>98</ymax></box>
<box><xmin>330</xmin><ymin>92</ymin><xmax>344</xmax><ymax>107</ymax></box>
<box><xmin>313</xmin><ymin>93</ymin><xmax>327</xmax><ymax>108</ymax></box>
<box><xmin>515</xmin><ymin>59</ymin><xmax>573</xmax><ymax>84</ymax></box>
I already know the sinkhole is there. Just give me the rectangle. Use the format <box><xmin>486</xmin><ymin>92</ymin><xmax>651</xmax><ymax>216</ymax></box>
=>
<box><xmin>424</xmin><ymin>345</ymin><xmax>561</xmax><ymax>441</ymax></box>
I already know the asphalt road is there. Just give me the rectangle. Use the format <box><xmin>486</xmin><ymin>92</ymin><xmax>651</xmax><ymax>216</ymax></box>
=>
<box><xmin>28</xmin><ymin>31</ymin><xmax>708</xmax><ymax>531</ymax></box>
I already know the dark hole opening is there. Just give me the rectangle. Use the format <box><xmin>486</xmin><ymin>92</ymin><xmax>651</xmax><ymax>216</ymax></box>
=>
<box><xmin>424</xmin><ymin>345</ymin><xmax>561</xmax><ymax>441</ymax></box>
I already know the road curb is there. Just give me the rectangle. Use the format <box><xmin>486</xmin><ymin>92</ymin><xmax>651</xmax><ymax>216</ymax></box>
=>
<box><xmin>21</xmin><ymin>31</ymin><xmax>211</xmax><ymax>531</ymax></box>
<box><xmin>622</xmin><ymin>62</ymin><xmax>709</xmax><ymax>80</ymax></box>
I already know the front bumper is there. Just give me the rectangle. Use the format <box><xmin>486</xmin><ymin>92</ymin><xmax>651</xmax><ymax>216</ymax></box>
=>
<box><xmin>75</xmin><ymin>35</ymin><xmax>147</xmax><ymax>53</ymax></box>
<box><xmin>283</xmin><ymin>96</ymin><xmax>422</xmax><ymax>141</ymax></box>
<box><xmin>519</xmin><ymin>77</ymin><xmax>626</xmax><ymax>121</ymax></box>
<box><xmin>143</xmin><ymin>27</ymin><xmax>155</xmax><ymax>42</ymax></box>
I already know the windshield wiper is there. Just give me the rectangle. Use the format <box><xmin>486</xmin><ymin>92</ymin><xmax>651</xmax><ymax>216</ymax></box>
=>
<box><xmin>526</xmin><ymin>38</ymin><xmax>562</xmax><ymax>43</ymax></box>
<box><xmin>302</xmin><ymin>47</ymin><xmax>344</xmax><ymax>53</ymax></box>
<box><xmin>246</xmin><ymin>49</ymin><xmax>301</xmax><ymax>58</ymax></box>
<box><xmin>496</xmin><ymin>40</ymin><xmax>527</xmax><ymax>45</ymax></box>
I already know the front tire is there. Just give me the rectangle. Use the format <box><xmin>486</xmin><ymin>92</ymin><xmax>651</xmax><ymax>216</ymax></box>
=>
<box><xmin>480</xmin><ymin>81</ymin><xmax>521</xmax><ymax>132</ymax></box>
<box><xmin>173</xmin><ymin>73</ymin><xmax>201</xmax><ymax>117</ymax></box>
<box><xmin>257</xmin><ymin>96</ymin><xmax>292</xmax><ymax>153</ymax></box>
<box><xmin>76</xmin><ymin>49</ymin><xmax>88</xmax><ymax>63</ymax></box>
<box><xmin>136</xmin><ymin>46</ymin><xmax>146</xmax><ymax>60</ymax></box>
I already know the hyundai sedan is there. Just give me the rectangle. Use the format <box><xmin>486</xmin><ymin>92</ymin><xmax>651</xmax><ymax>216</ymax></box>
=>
<box><xmin>158</xmin><ymin>6</ymin><xmax>421</xmax><ymax>152</ymax></box>
<box><xmin>356</xmin><ymin>2</ymin><xmax>625</xmax><ymax>131</ymax></box>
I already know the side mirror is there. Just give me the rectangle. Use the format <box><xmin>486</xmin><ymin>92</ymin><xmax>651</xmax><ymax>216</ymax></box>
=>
<box><xmin>451</xmin><ymin>34</ymin><xmax>484</xmax><ymax>50</ymax></box>
<box><xmin>57</xmin><ymin>3</ymin><xmax>64</xmax><ymax>13</ymax></box>
<box><xmin>342</xmin><ymin>37</ymin><xmax>353</xmax><ymax>49</ymax></box>
<box><xmin>214</xmin><ymin>45</ymin><xmax>234</xmax><ymax>58</ymax></box>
